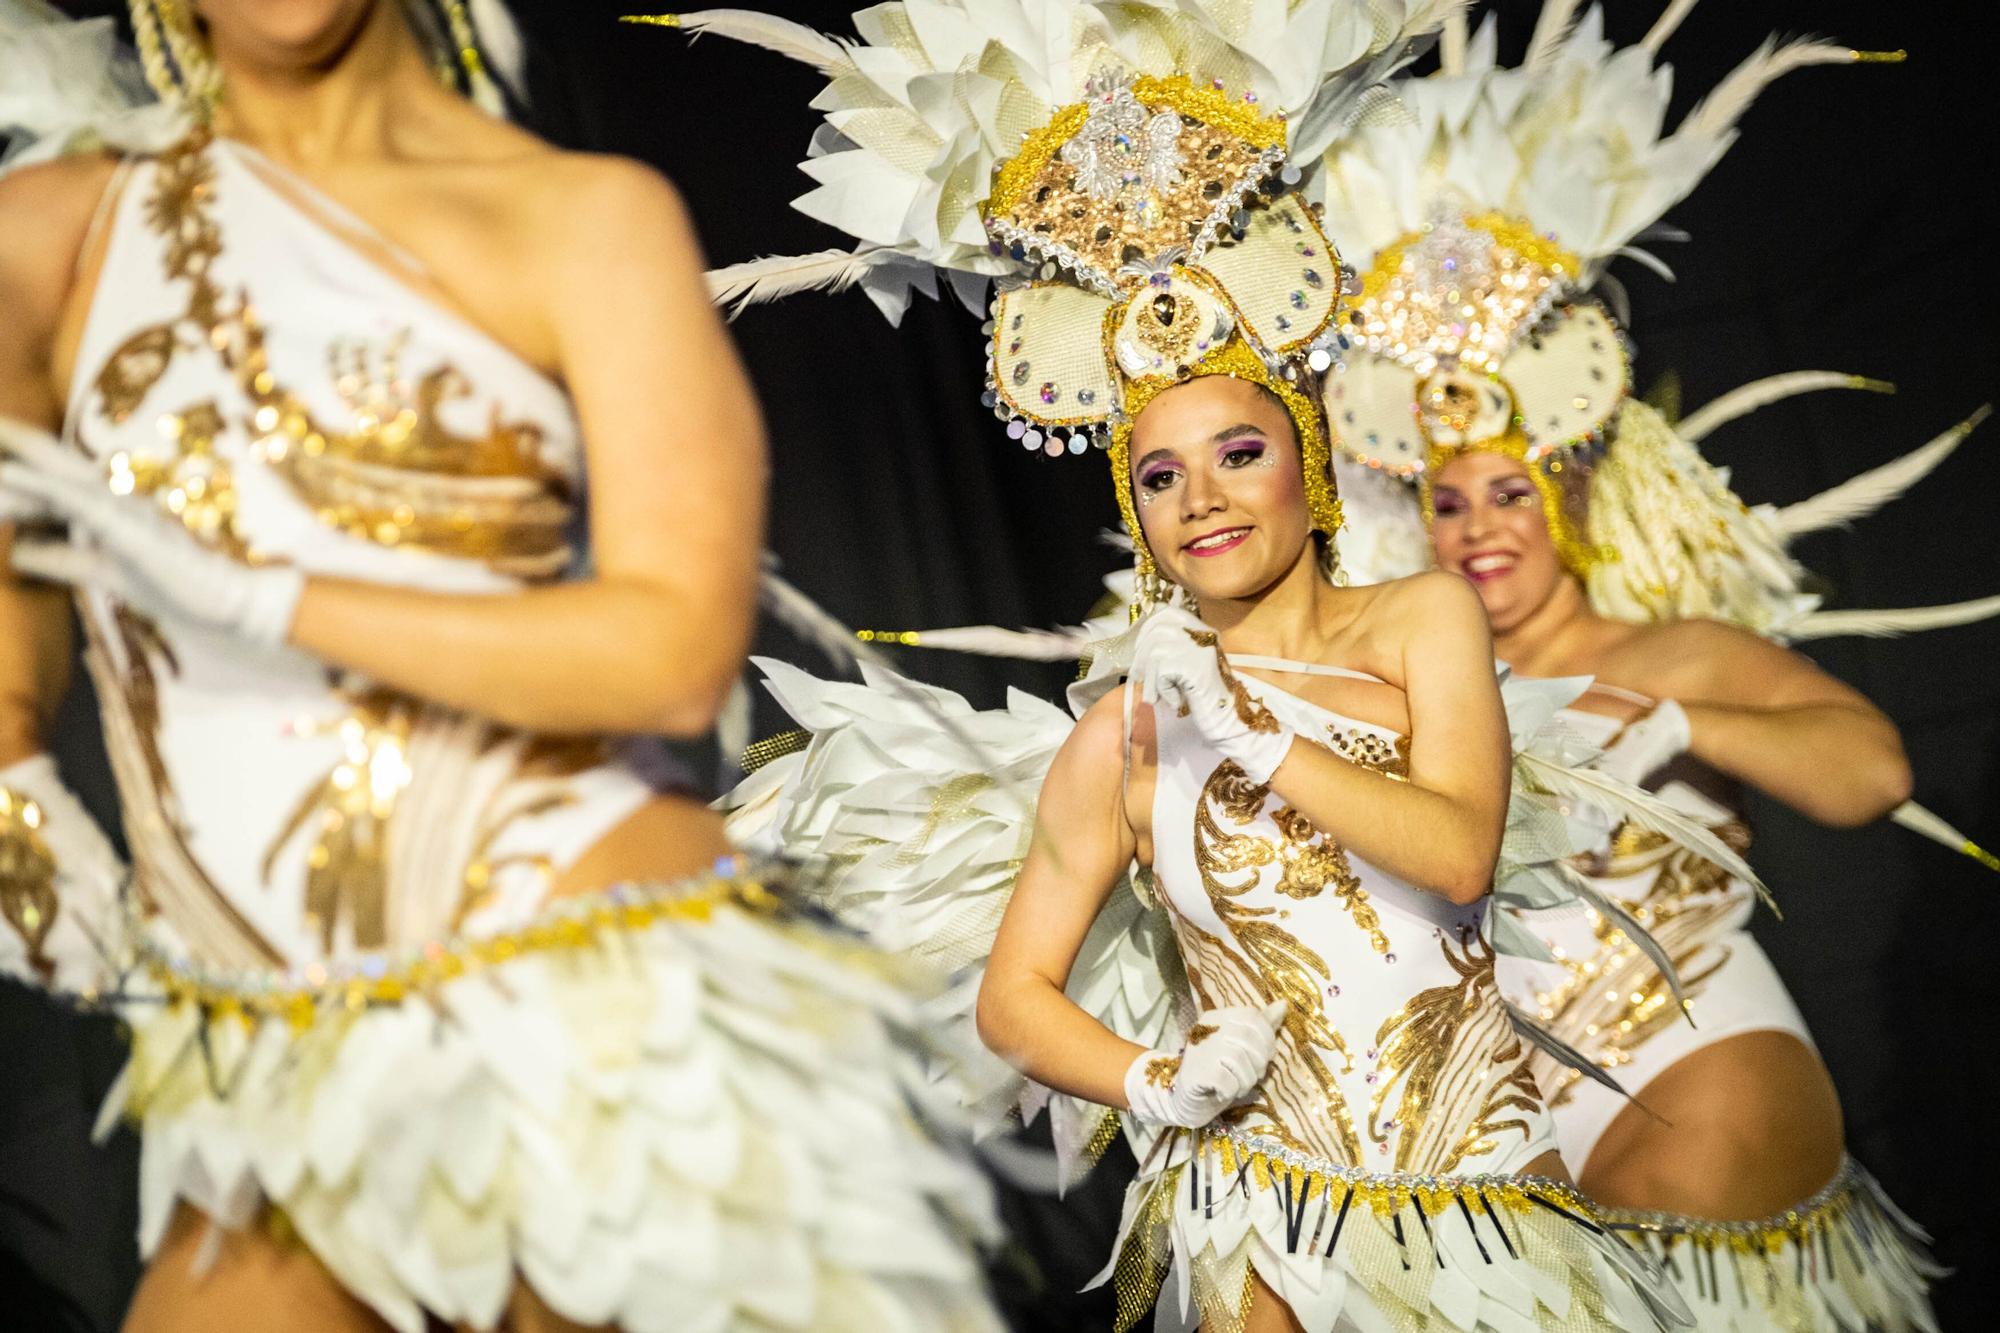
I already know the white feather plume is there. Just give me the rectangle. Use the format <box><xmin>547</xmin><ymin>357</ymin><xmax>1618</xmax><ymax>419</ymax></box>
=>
<box><xmin>758</xmin><ymin>564</ymin><xmax>889</xmax><ymax>673</ymax></box>
<box><xmin>1891</xmin><ymin>801</ymin><xmax>2000</xmax><ymax>873</ymax></box>
<box><xmin>1642</xmin><ymin>0</ymin><xmax>1703</xmax><ymax>55</ymax></box>
<box><xmin>1680</xmin><ymin>37</ymin><xmax>1857</xmax><ymax>144</ymax></box>
<box><xmin>1522</xmin><ymin>0</ymin><xmax>1585</xmax><ymax>72</ymax></box>
<box><xmin>879</xmin><ymin>624</ymin><xmax>1093</xmax><ymax>662</ymax></box>
<box><xmin>1514</xmin><ymin>750</ymin><xmax>1772</xmax><ymax>910</ymax></box>
<box><xmin>706</xmin><ymin>247</ymin><xmax>883</xmax><ymax>317</ymax></box>
<box><xmin>1786</xmin><ymin>595</ymin><xmax>2000</xmax><ymax>642</ymax></box>
<box><xmin>627</xmin><ymin>9</ymin><xmax>852</xmax><ymax>75</ymax></box>
<box><xmin>1776</xmin><ymin>406</ymin><xmax>1990</xmax><ymax>538</ymax></box>
<box><xmin>1677</xmin><ymin>371</ymin><xmax>1893</xmax><ymax>444</ymax></box>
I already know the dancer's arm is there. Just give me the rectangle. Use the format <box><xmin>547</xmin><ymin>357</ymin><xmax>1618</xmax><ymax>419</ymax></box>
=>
<box><xmin>288</xmin><ymin>161</ymin><xmax>766</xmax><ymax>736</ymax></box>
<box><xmin>0</xmin><ymin>157</ymin><xmax>103</xmax><ymax>765</ymax></box>
<box><xmin>977</xmin><ymin>691</ymin><xmax>1153</xmax><ymax>1106</ymax></box>
<box><xmin>1262</xmin><ymin>573</ymin><xmax>1510</xmax><ymax>902</ymax></box>
<box><xmin>1647</xmin><ymin>620</ymin><xmax>1911</xmax><ymax>826</ymax></box>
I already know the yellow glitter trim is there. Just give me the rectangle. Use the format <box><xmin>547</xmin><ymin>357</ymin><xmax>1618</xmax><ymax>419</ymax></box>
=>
<box><xmin>143</xmin><ymin>872</ymin><xmax>782</xmax><ymax>1034</ymax></box>
<box><xmin>986</xmin><ymin>75</ymin><xmax>1286</xmax><ymax>222</ymax></box>
<box><xmin>1963</xmin><ymin>839</ymin><xmax>2000</xmax><ymax>873</ymax></box>
<box><xmin>1110</xmin><ymin>337</ymin><xmax>1341</xmax><ymax>582</ymax></box>
<box><xmin>618</xmin><ymin>15</ymin><xmax>683</xmax><ymax>28</ymax></box>
<box><xmin>1851</xmin><ymin>49</ymin><xmax>1907</xmax><ymax>63</ymax></box>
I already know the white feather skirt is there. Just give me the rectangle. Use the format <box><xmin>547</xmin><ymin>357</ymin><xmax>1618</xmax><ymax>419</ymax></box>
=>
<box><xmin>1602</xmin><ymin>1159</ymin><xmax>1941</xmax><ymax>1333</ymax></box>
<box><xmin>1098</xmin><ymin>1128</ymin><xmax>1692</xmax><ymax>1333</ymax></box>
<box><xmin>98</xmin><ymin>866</ymin><xmax>1005</xmax><ymax>1333</ymax></box>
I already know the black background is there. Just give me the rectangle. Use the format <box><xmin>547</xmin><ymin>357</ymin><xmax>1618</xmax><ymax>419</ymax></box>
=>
<box><xmin>4</xmin><ymin>1</ymin><xmax>1996</xmax><ymax>1328</ymax></box>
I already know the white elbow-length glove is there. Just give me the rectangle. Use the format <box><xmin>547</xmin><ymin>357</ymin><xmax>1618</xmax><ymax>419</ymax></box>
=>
<box><xmin>1132</xmin><ymin>605</ymin><xmax>1296</xmax><ymax>785</ymax></box>
<box><xmin>0</xmin><ymin>417</ymin><xmax>303</xmax><ymax>649</ymax></box>
<box><xmin>1123</xmin><ymin>1000</ymin><xmax>1288</xmax><ymax>1129</ymax></box>
<box><xmin>0</xmin><ymin>753</ymin><xmax>127</xmax><ymax>992</ymax></box>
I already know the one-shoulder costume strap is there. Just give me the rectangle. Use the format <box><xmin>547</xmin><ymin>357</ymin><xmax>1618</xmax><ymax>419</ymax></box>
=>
<box><xmin>1224</xmin><ymin>653</ymin><xmax>1385</xmax><ymax>684</ymax></box>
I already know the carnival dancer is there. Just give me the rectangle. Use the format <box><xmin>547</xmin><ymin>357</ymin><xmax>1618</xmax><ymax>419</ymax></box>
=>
<box><xmin>659</xmin><ymin>3</ymin><xmax>1780</xmax><ymax>1327</ymax></box>
<box><xmin>1312</xmin><ymin>6</ymin><xmax>1955</xmax><ymax>1325</ymax></box>
<box><xmin>0</xmin><ymin>2</ymin><xmax>1000</xmax><ymax>1330</ymax></box>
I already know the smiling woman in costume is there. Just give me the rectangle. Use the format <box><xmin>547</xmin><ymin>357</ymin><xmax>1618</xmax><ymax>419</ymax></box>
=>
<box><xmin>664</xmin><ymin>3</ymin><xmax>1728</xmax><ymax>1329</ymax></box>
<box><xmin>1313</xmin><ymin>7</ymin><xmax>1960</xmax><ymax>1326</ymax></box>
<box><xmin>0</xmin><ymin>2</ymin><xmax>1000</xmax><ymax>1329</ymax></box>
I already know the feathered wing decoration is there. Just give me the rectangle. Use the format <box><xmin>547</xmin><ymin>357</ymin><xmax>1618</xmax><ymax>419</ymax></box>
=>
<box><xmin>721</xmin><ymin>658</ymin><xmax>1185</xmax><ymax>1188</ymax></box>
<box><xmin>1775</xmin><ymin>406</ymin><xmax>1991</xmax><ymax>538</ymax></box>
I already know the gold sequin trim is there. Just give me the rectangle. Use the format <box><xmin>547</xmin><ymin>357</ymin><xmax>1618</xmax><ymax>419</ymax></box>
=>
<box><xmin>0</xmin><ymin>786</ymin><xmax>61</xmax><ymax>984</ymax></box>
<box><xmin>138</xmin><ymin>865</ymin><xmax>782</xmax><ymax>1034</ymax></box>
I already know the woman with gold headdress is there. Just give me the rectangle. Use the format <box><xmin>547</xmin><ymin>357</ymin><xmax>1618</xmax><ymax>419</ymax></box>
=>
<box><xmin>1314</xmin><ymin>6</ymin><xmax>1959</xmax><ymax>1326</ymax></box>
<box><xmin>674</xmin><ymin>3</ymin><xmax>1759</xmax><ymax>1329</ymax></box>
<box><xmin>0</xmin><ymin>2</ymin><xmax>1003</xmax><ymax>1329</ymax></box>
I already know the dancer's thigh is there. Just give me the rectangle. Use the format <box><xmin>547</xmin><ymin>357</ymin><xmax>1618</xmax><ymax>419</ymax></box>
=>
<box><xmin>1580</xmin><ymin>1029</ymin><xmax>1843</xmax><ymax>1219</ymax></box>
<box><xmin>122</xmin><ymin>1206</ymin><xmax>388</xmax><ymax>1333</ymax></box>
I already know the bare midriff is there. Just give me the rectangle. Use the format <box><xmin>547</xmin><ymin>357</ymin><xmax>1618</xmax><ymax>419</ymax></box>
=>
<box><xmin>548</xmin><ymin>789</ymin><xmax>732</xmax><ymax>901</ymax></box>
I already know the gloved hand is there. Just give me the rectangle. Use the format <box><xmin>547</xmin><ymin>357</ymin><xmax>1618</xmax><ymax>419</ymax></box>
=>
<box><xmin>1132</xmin><ymin>605</ymin><xmax>1296</xmax><ymax>785</ymax></box>
<box><xmin>0</xmin><ymin>416</ymin><xmax>303</xmax><ymax>649</ymax></box>
<box><xmin>0</xmin><ymin>753</ymin><xmax>126</xmax><ymax>992</ymax></box>
<box><xmin>1594</xmin><ymin>699</ymin><xmax>1691</xmax><ymax>788</ymax></box>
<box><xmin>1123</xmin><ymin>1000</ymin><xmax>1288</xmax><ymax>1128</ymax></box>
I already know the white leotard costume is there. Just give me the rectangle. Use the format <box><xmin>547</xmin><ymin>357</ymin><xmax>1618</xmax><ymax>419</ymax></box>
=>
<box><xmin>33</xmin><ymin>130</ymin><xmax>1002</xmax><ymax>1333</ymax></box>
<box><xmin>1497</xmin><ymin>696</ymin><xmax>1939</xmax><ymax>1331</ymax></box>
<box><xmin>1104</xmin><ymin>659</ymin><xmax>1680</xmax><ymax>1333</ymax></box>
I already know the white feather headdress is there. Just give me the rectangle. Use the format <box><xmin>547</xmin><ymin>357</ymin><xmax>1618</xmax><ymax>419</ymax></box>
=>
<box><xmin>652</xmin><ymin>2</ymin><xmax>1466</xmax><ymax>323</ymax></box>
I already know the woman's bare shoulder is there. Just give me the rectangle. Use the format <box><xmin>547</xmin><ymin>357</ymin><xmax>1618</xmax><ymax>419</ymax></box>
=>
<box><xmin>0</xmin><ymin>153</ymin><xmax>123</xmax><ymax>325</ymax></box>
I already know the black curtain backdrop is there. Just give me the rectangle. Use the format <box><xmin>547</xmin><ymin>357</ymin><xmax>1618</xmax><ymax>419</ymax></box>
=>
<box><xmin>4</xmin><ymin>2</ymin><xmax>1995</xmax><ymax>1328</ymax></box>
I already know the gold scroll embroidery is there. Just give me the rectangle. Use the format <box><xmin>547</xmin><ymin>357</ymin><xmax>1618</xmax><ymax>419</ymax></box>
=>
<box><xmin>1369</xmin><ymin>929</ymin><xmax>1541</xmax><ymax>1173</ymax></box>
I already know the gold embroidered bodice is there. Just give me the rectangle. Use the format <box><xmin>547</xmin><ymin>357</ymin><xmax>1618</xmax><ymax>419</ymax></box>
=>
<box><xmin>62</xmin><ymin>133</ymin><xmax>665</xmax><ymax>974</ymax></box>
<box><xmin>1149</xmin><ymin>669</ymin><xmax>1553</xmax><ymax>1176</ymax></box>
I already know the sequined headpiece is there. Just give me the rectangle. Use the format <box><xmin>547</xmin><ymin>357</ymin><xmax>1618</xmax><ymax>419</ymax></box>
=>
<box><xmin>1329</xmin><ymin>210</ymin><xmax>1622</xmax><ymax>575</ymax></box>
<box><xmin>1312</xmin><ymin>3</ymin><xmax>1901</xmax><ymax>615</ymax></box>
<box><xmin>979</xmin><ymin>71</ymin><xmax>1350</xmax><ymax>590</ymax></box>
<box><xmin>640</xmin><ymin>2</ymin><xmax>1455</xmax><ymax>604</ymax></box>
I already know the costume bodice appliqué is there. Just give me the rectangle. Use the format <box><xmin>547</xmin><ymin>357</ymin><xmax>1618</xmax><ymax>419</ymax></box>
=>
<box><xmin>65</xmin><ymin>133</ymin><xmax>662</xmax><ymax>972</ymax></box>
<box><xmin>1149</xmin><ymin>666</ymin><xmax>1553</xmax><ymax>1177</ymax></box>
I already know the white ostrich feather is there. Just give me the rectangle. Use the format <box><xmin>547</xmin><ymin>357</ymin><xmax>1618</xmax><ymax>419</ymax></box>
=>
<box><xmin>758</xmin><ymin>564</ymin><xmax>890</xmax><ymax>673</ymax></box>
<box><xmin>1514</xmin><ymin>750</ymin><xmax>1771</xmax><ymax>910</ymax></box>
<box><xmin>1786</xmin><ymin>595</ymin><xmax>2000</xmax><ymax>643</ymax></box>
<box><xmin>1677</xmin><ymin>371</ymin><xmax>1893</xmax><ymax>444</ymax></box>
<box><xmin>627</xmin><ymin>9</ymin><xmax>853</xmax><ymax>75</ymax></box>
<box><xmin>1522</xmin><ymin>0</ymin><xmax>1584</xmax><ymax>72</ymax></box>
<box><xmin>1776</xmin><ymin>406</ymin><xmax>1990</xmax><ymax>538</ymax></box>
<box><xmin>1892</xmin><ymin>801</ymin><xmax>2000</xmax><ymax>873</ymax></box>
<box><xmin>1641</xmin><ymin>0</ymin><xmax>1703</xmax><ymax>55</ymax></box>
<box><xmin>883</xmin><ymin>624</ymin><xmax>1093</xmax><ymax>662</ymax></box>
<box><xmin>1315</xmin><ymin>8</ymin><xmax>1880</xmax><ymax>276</ymax></box>
<box><xmin>706</xmin><ymin>246</ymin><xmax>884</xmax><ymax>316</ymax></box>
<box><xmin>1679</xmin><ymin>37</ymin><xmax>1855</xmax><ymax>144</ymax></box>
